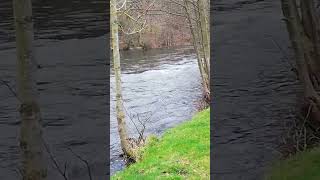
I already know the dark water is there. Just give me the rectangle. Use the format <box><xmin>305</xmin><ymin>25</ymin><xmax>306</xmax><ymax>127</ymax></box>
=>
<box><xmin>0</xmin><ymin>1</ymin><xmax>107</xmax><ymax>179</ymax></box>
<box><xmin>110</xmin><ymin>47</ymin><xmax>202</xmax><ymax>174</ymax></box>
<box><xmin>212</xmin><ymin>0</ymin><xmax>301</xmax><ymax>179</ymax></box>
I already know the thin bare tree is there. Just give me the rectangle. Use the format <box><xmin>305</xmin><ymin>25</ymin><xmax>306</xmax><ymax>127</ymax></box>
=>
<box><xmin>158</xmin><ymin>0</ymin><xmax>210</xmax><ymax>101</ymax></box>
<box><xmin>111</xmin><ymin>0</ymin><xmax>156</xmax><ymax>160</ymax></box>
<box><xmin>183</xmin><ymin>0</ymin><xmax>210</xmax><ymax>101</ymax></box>
<box><xmin>13</xmin><ymin>0</ymin><xmax>47</xmax><ymax>179</ymax></box>
<box><xmin>111</xmin><ymin>0</ymin><xmax>135</xmax><ymax>159</ymax></box>
<box><xmin>281</xmin><ymin>0</ymin><xmax>320</xmax><ymax>121</ymax></box>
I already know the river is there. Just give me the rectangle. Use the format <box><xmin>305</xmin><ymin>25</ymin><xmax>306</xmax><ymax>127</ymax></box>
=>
<box><xmin>110</xmin><ymin>47</ymin><xmax>202</xmax><ymax>174</ymax></box>
<box><xmin>212</xmin><ymin>0</ymin><xmax>301</xmax><ymax>179</ymax></box>
<box><xmin>0</xmin><ymin>0</ymin><xmax>298</xmax><ymax>179</ymax></box>
<box><xmin>0</xmin><ymin>1</ymin><xmax>108</xmax><ymax>179</ymax></box>
<box><xmin>0</xmin><ymin>0</ymin><xmax>203</xmax><ymax>178</ymax></box>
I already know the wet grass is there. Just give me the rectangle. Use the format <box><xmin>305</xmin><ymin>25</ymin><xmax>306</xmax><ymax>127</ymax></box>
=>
<box><xmin>112</xmin><ymin>108</ymin><xmax>210</xmax><ymax>180</ymax></box>
<box><xmin>266</xmin><ymin>147</ymin><xmax>320</xmax><ymax>180</ymax></box>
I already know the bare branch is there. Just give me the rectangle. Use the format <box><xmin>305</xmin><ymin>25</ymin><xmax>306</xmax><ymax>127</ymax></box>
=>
<box><xmin>67</xmin><ymin>147</ymin><xmax>93</xmax><ymax>180</ymax></box>
<box><xmin>117</xmin><ymin>0</ymin><xmax>157</xmax><ymax>35</ymax></box>
<box><xmin>121</xmin><ymin>100</ymin><xmax>144</xmax><ymax>138</ymax></box>
<box><xmin>13</xmin><ymin>168</ymin><xmax>22</xmax><ymax>179</ymax></box>
<box><xmin>116</xmin><ymin>0</ymin><xmax>127</xmax><ymax>11</ymax></box>
<box><xmin>41</xmin><ymin>137</ymin><xmax>69</xmax><ymax>180</ymax></box>
<box><xmin>0</xmin><ymin>77</ymin><xmax>20</xmax><ymax>101</ymax></box>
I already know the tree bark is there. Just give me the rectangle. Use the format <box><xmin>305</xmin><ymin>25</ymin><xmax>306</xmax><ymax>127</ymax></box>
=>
<box><xmin>183</xmin><ymin>0</ymin><xmax>210</xmax><ymax>101</ymax></box>
<box><xmin>13</xmin><ymin>0</ymin><xmax>47</xmax><ymax>179</ymax></box>
<box><xmin>198</xmin><ymin>0</ymin><xmax>210</xmax><ymax>99</ymax></box>
<box><xmin>111</xmin><ymin>0</ymin><xmax>135</xmax><ymax>159</ymax></box>
<box><xmin>281</xmin><ymin>0</ymin><xmax>320</xmax><ymax>122</ymax></box>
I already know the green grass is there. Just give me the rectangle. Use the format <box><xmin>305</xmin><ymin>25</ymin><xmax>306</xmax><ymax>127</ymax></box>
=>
<box><xmin>112</xmin><ymin>108</ymin><xmax>210</xmax><ymax>180</ymax></box>
<box><xmin>266</xmin><ymin>147</ymin><xmax>320</xmax><ymax>180</ymax></box>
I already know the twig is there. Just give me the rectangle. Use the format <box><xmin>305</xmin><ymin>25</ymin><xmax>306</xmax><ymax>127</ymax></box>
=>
<box><xmin>0</xmin><ymin>77</ymin><xmax>20</xmax><ymax>102</ymax></box>
<box><xmin>13</xmin><ymin>168</ymin><xmax>22</xmax><ymax>179</ymax></box>
<box><xmin>122</xmin><ymin>103</ymin><xmax>144</xmax><ymax>139</ymax></box>
<box><xmin>41</xmin><ymin>137</ymin><xmax>69</xmax><ymax>180</ymax></box>
<box><xmin>265</xmin><ymin>35</ymin><xmax>296</xmax><ymax>71</ymax></box>
<box><xmin>136</xmin><ymin>114</ymin><xmax>145</xmax><ymax>142</ymax></box>
<box><xmin>67</xmin><ymin>147</ymin><xmax>93</xmax><ymax>180</ymax></box>
<box><xmin>63</xmin><ymin>162</ymin><xmax>68</xmax><ymax>178</ymax></box>
<box><xmin>116</xmin><ymin>0</ymin><xmax>127</xmax><ymax>11</ymax></box>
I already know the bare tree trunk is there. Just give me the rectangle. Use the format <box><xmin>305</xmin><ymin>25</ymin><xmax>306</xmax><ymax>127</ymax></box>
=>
<box><xmin>183</xmin><ymin>0</ymin><xmax>210</xmax><ymax>101</ymax></box>
<box><xmin>300</xmin><ymin>0</ymin><xmax>320</xmax><ymax>89</ymax></box>
<box><xmin>13</xmin><ymin>0</ymin><xmax>47</xmax><ymax>179</ymax></box>
<box><xmin>111</xmin><ymin>0</ymin><xmax>135</xmax><ymax>159</ymax></box>
<box><xmin>198</xmin><ymin>0</ymin><xmax>210</xmax><ymax>99</ymax></box>
<box><xmin>281</xmin><ymin>0</ymin><xmax>320</xmax><ymax>121</ymax></box>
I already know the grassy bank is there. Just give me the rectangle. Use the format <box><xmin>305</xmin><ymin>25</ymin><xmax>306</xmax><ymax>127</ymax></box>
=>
<box><xmin>266</xmin><ymin>147</ymin><xmax>320</xmax><ymax>180</ymax></box>
<box><xmin>112</xmin><ymin>108</ymin><xmax>210</xmax><ymax>180</ymax></box>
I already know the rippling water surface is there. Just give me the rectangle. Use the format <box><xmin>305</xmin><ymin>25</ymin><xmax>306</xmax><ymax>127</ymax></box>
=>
<box><xmin>0</xmin><ymin>1</ymin><xmax>107</xmax><ymax>179</ymax></box>
<box><xmin>110</xmin><ymin>47</ymin><xmax>202</xmax><ymax>174</ymax></box>
<box><xmin>212</xmin><ymin>0</ymin><xmax>301</xmax><ymax>179</ymax></box>
<box><xmin>1</xmin><ymin>0</ymin><xmax>300</xmax><ymax>179</ymax></box>
<box><xmin>0</xmin><ymin>1</ymin><xmax>203</xmax><ymax>178</ymax></box>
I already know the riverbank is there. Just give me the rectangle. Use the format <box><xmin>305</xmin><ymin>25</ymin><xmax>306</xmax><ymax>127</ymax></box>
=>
<box><xmin>266</xmin><ymin>147</ymin><xmax>320</xmax><ymax>180</ymax></box>
<box><xmin>112</xmin><ymin>108</ymin><xmax>210</xmax><ymax>179</ymax></box>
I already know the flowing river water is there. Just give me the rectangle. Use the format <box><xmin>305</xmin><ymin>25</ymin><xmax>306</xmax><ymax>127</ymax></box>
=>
<box><xmin>0</xmin><ymin>0</ymin><xmax>303</xmax><ymax>179</ymax></box>
<box><xmin>110</xmin><ymin>47</ymin><xmax>202</xmax><ymax>174</ymax></box>
<box><xmin>0</xmin><ymin>1</ymin><xmax>108</xmax><ymax>179</ymax></box>
<box><xmin>212</xmin><ymin>0</ymin><xmax>301</xmax><ymax>179</ymax></box>
<box><xmin>0</xmin><ymin>0</ymin><xmax>203</xmax><ymax>178</ymax></box>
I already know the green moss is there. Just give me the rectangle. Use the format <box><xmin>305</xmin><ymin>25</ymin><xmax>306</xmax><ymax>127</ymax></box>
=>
<box><xmin>112</xmin><ymin>108</ymin><xmax>210</xmax><ymax>180</ymax></box>
<box><xmin>266</xmin><ymin>147</ymin><xmax>320</xmax><ymax>180</ymax></box>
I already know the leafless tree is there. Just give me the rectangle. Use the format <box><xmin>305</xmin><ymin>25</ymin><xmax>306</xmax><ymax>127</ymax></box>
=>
<box><xmin>111</xmin><ymin>0</ymin><xmax>154</xmax><ymax>161</ymax></box>
<box><xmin>281</xmin><ymin>0</ymin><xmax>320</xmax><ymax>123</ymax></box>
<box><xmin>13</xmin><ymin>0</ymin><xmax>47</xmax><ymax>179</ymax></box>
